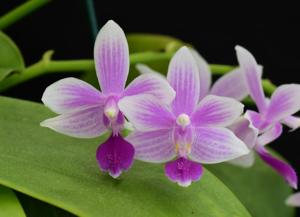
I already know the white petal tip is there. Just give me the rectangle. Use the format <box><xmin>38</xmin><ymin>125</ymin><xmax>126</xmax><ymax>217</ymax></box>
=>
<box><xmin>177</xmin><ymin>181</ymin><xmax>192</xmax><ymax>187</ymax></box>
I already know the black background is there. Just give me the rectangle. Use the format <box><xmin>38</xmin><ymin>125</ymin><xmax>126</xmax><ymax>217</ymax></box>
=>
<box><xmin>1</xmin><ymin>1</ymin><xmax>300</xmax><ymax>216</ymax></box>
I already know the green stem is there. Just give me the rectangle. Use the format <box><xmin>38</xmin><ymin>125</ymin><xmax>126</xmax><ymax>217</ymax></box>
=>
<box><xmin>85</xmin><ymin>0</ymin><xmax>98</xmax><ymax>39</ymax></box>
<box><xmin>0</xmin><ymin>0</ymin><xmax>50</xmax><ymax>29</ymax></box>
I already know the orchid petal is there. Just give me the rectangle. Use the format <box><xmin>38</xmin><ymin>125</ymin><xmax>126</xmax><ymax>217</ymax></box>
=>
<box><xmin>229</xmin><ymin>117</ymin><xmax>258</xmax><ymax>149</ymax></box>
<box><xmin>118</xmin><ymin>94</ymin><xmax>175</xmax><ymax>131</ymax></box>
<box><xmin>286</xmin><ymin>193</ymin><xmax>300</xmax><ymax>207</ymax></box>
<box><xmin>165</xmin><ymin>157</ymin><xmax>203</xmax><ymax>187</ymax></box>
<box><xmin>126</xmin><ymin>129</ymin><xmax>175</xmax><ymax>163</ymax></box>
<box><xmin>190</xmin><ymin>127</ymin><xmax>249</xmax><ymax>164</ymax></box>
<box><xmin>167</xmin><ymin>47</ymin><xmax>200</xmax><ymax>115</ymax></box>
<box><xmin>191</xmin><ymin>95</ymin><xmax>244</xmax><ymax>127</ymax></box>
<box><xmin>40</xmin><ymin>106</ymin><xmax>106</xmax><ymax>138</ymax></box>
<box><xmin>266</xmin><ymin>84</ymin><xmax>300</xmax><ymax>123</ymax></box>
<box><xmin>235</xmin><ymin>45</ymin><xmax>267</xmax><ymax>112</ymax></box>
<box><xmin>94</xmin><ymin>20</ymin><xmax>129</xmax><ymax>94</ymax></box>
<box><xmin>96</xmin><ymin>134</ymin><xmax>135</xmax><ymax>178</ymax></box>
<box><xmin>257</xmin><ymin>123</ymin><xmax>283</xmax><ymax>146</ymax></box>
<box><xmin>135</xmin><ymin>64</ymin><xmax>165</xmax><ymax>79</ymax></box>
<box><xmin>244</xmin><ymin>110</ymin><xmax>270</xmax><ymax>131</ymax></box>
<box><xmin>42</xmin><ymin>77</ymin><xmax>104</xmax><ymax>114</ymax></box>
<box><xmin>229</xmin><ymin>151</ymin><xmax>255</xmax><ymax>168</ymax></box>
<box><xmin>124</xmin><ymin>73</ymin><xmax>175</xmax><ymax>103</ymax></box>
<box><xmin>256</xmin><ymin>145</ymin><xmax>298</xmax><ymax>189</ymax></box>
<box><xmin>282</xmin><ymin>115</ymin><xmax>300</xmax><ymax>131</ymax></box>
<box><xmin>189</xmin><ymin>49</ymin><xmax>211</xmax><ymax>100</ymax></box>
<box><xmin>210</xmin><ymin>68</ymin><xmax>248</xmax><ymax>101</ymax></box>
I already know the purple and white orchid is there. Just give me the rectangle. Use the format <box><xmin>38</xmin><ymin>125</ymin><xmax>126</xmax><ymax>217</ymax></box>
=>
<box><xmin>119</xmin><ymin>47</ymin><xmax>249</xmax><ymax>187</ymax></box>
<box><xmin>234</xmin><ymin>45</ymin><xmax>300</xmax><ymax>189</ymax></box>
<box><xmin>286</xmin><ymin>192</ymin><xmax>300</xmax><ymax>207</ymax></box>
<box><xmin>40</xmin><ymin>20</ymin><xmax>175</xmax><ymax>178</ymax></box>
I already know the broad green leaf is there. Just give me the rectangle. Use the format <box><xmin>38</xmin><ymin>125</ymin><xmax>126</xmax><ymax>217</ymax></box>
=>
<box><xmin>0</xmin><ymin>185</ymin><xmax>26</xmax><ymax>217</ymax></box>
<box><xmin>0</xmin><ymin>96</ymin><xmax>251</xmax><ymax>217</ymax></box>
<box><xmin>0</xmin><ymin>31</ymin><xmax>25</xmax><ymax>82</ymax></box>
<box><xmin>127</xmin><ymin>34</ymin><xmax>185</xmax><ymax>53</ymax></box>
<box><xmin>207</xmin><ymin>154</ymin><xmax>294</xmax><ymax>217</ymax></box>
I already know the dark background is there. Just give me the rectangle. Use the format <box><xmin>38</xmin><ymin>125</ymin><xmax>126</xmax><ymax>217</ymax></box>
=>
<box><xmin>1</xmin><ymin>1</ymin><xmax>300</xmax><ymax>216</ymax></box>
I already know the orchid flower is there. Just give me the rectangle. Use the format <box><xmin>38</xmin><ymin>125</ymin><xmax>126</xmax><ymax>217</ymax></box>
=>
<box><xmin>40</xmin><ymin>20</ymin><xmax>175</xmax><ymax>178</ymax></box>
<box><xmin>119</xmin><ymin>47</ymin><xmax>249</xmax><ymax>187</ymax></box>
<box><xmin>286</xmin><ymin>192</ymin><xmax>300</xmax><ymax>207</ymax></box>
<box><xmin>233</xmin><ymin>45</ymin><xmax>300</xmax><ymax>189</ymax></box>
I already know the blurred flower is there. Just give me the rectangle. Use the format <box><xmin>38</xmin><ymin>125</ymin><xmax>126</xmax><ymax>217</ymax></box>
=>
<box><xmin>233</xmin><ymin>45</ymin><xmax>300</xmax><ymax>189</ymax></box>
<box><xmin>120</xmin><ymin>47</ymin><xmax>249</xmax><ymax>187</ymax></box>
<box><xmin>40</xmin><ymin>20</ymin><xmax>175</xmax><ymax>178</ymax></box>
<box><xmin>286</xmin><ymin>192</ymin><xmax>300</xmax><ymax>207</ymax></box>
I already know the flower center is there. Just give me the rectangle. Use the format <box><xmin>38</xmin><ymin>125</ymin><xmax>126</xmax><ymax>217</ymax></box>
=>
<box><xmin>104</xmin><ymin>97</ymin><xmax>119</xmax><ymax>120</ymax></box>
<box><xmin>176</xmin><ymin>113</ymin><xmax>191</xmax><ymax>128</ymax></box>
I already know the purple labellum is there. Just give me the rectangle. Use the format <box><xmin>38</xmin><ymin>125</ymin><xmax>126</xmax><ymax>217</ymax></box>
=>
<box><xmin>165</xmin><ymin>157</ymin><xmax>203</xmax><ymax>187</ymax></box>
<box><xmin>96</xmin><ymin>134</ymin><xmax>135</xmax><ymax>178</ymax></box>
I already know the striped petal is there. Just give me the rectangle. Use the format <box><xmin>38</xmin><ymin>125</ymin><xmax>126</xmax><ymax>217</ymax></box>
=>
<box><xmin>191</xmin><ymin>95</ymin><xmax>244</xmax><ymax>127</ymax></box>
<box><xmin>118</xmin><ymin>94</ymin><xmax>175</xmax><ymax>131</ymax></box>
<box><xmin>190</xmin><ymin>127</ymin><xmax>249</xmax><ymax>164</ymax></box>
<box><xmin>126</xmin><ymin>129</ymin><xmax>175</xmax><ymax>163</ymax></box>
<box><xmin>235</xmin><ymin>45</ymin><xmax>267</xmax><ymax>112</ymax></box>
<box><xmin>282</xmin><ymin>115</ymin><xmax>300</xmax><ymax>131</ymax></box>
<box><xmin>94</xmin><ymin>20</ymin><xmax>129</xmax><ymax>94</ymax></box>
<box><xmin>40</xmin><ymin>106</ymin><xmax>106</xmax><ymax>138</ymax></box>
<box><xmin>210</xmin><ymin>68</ymin><xmax>248</xmax><ymax>101</ymax></box>
<box><xmin>257</xmin><ymin>123</ymin><xmax>283</xmax><ymax>146</ymax></box>
<box><xmin>42</xmin><ymin>77</ymin><xmax>104</xmax><ymax>114</ymax></box>
<box><xmin>266</xmin><ymin>84</ymin><xmax>300</xmax><ymax>123</ymax></box>
<box><xmin>167</xmin><ymin>47</ymin><xmax>200</xmax><ymax>115</ymax></box>
<box><xmin>124</xmin><ymin>73</ymin><xmax>175</xmax><ymax>103</ymax></box>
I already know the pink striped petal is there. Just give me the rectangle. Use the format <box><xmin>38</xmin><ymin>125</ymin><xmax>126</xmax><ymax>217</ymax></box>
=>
<box><xmin>210</xmin><ymin>68</ymin><xmax>248</xmax><ymax>101</ymax></box>
<box><xmin>191</xmin><ymin>95</ymin><xmax>244</xmax><ymax>127</ymax></box>
<box><xmin>257</xmin><ymin>123</ymin><xmax>283</xmax><ymax>146</ymax></box>
<box><xmin>167</xmin><ymin>47</ymin><xmax>200</xmax><ymax>115</ymax></box>
<box><xmin>165</xmin><ymin>157</ymin><xmax>203</xmax><ymax>187</ymax></box>
<box><xmin>190</xmin><ymin>127</ymin><xmax>249</xmax><ymax>164</ymax></box>
<box><xmin>124</xmin><ymin>73</ymin><xmax>175</xmax><ymax>103</ymax></box>
<box><xmin>189</xmin><ymin>49</ymin><xmax>211</xmax><ymax>100</ymax></box>
<box><xmin>42</xmin><ymin>77</ymin><xmax>104</xmax><ymax>114</ymax></box>
<box><xmin>282</xmin><ymin>115</ymin><xmax>300</xmax><ymax>131</ymax></box>
<box><xmin>126</xmin><ymin>129</ymin><xmax>175</xmax><ymax>163</ymax></box>
<box><xmin>235</xmin><ymin>45</ymin><xmax>267</xmax><ymax>112</ymax></box>
<box><xmin>266</xmin><ymin>84</ymin><xmax>300</xmax><ymax>123</ymax></box>
<box><xmin>118</xmin><ymin>94</ymin><xmax>175</xmax><ymax>131</ymax></box>
<box><xmin>40</xmin><ymin>106</ymin><xmax>106</xmax><ymax>138</ymax></box>
<box><xmin>244</xmin><ymin>110</ymin><xmax>271</xmax><ymax>131</ymax></box>
<box><xmin>256</xmin><ymin>145</ymin><xmax>298</xmax><ymax>189</ymax></box>
<box><xmin>286</xmin><ymin>193</ymin><xmax>300</xmax><ymax>207</ymax></box>
<box><xmin>94</xmin><ymin>20</ymin><xmax>129</xmax><ymax>94</ymax></box>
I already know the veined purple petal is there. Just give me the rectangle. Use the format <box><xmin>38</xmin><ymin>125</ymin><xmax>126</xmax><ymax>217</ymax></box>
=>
<box><xmin>229</xmin><ymin>151</ymin><xmax>255</xmax><ymax>168</ymax></box>
<box><xmin>96</xmin><ymin>134</ymin><xmax>135</xmax><ymax>178</ymax></box>
<box><xmin>42</xmin><ymin>77</ymin><xmax>104</xmax><ymax>114</ymax></box>
<box><xmin>282</xmin><ymin>115</ymin><xmax>300</xmax><ymax>131</ymax></box>
<box><xmin>191</xmin><ymin>95</ymin><xmax>244</xmax><ymax>127</ymax></box>
<box><xmin>167</xmin><ymin>47</ymin><xmax>200</xmax><ymax>116</ymax></box>
<box><xmin>210</xmin><ymin>68</ymin><xmax>248</xmax><ymax>101</ymax></box>
<box><xmin>94</xmin><ymin>20</ymin><xmax>129</xmax><ymax>94</ymax></box>
<box><xmin>118</xmin><ymin>94</ymin><xmax>175</xmax><ymax>131</ymax></box>
<box><xmin>235</xmin><ymin>45</ymin><xmax>267</xmax><ymax>112</ymax></box>
<box><xmin>189</xmin><ymin>49</ymin><xmax>211</xmax><ymax>100</ymax></box>
<box><xmin>165</xmin><ymin>157</ymin><xmax>203</xmax><ymax>187</ymax></box>
<box><xmin>256</xmin><ymin>145</ymin><xmax>298</xmax><ymax>189</ymax></box>
<box><xmin>266</xmin><ymin>84</ymin><xmax>300</xmax><ymax>123</ymax></box>
<box><xmin>245</xmin><ymin>110</ymin><xmax>270</xmax><ymax>132</ymax></box>
<box><xmin>126</xmin><ymin>129</ymin><xmax>175</xmax><ymax>163</ymax></box>
<box><xmin>190</xmin><ymin>127</ymin><xmax>249</xmax><ymax>164</ymax></box>
<box><xmin>257</xmin><ymin>123</ymin><xmax>283</xmax><ymax>146</ymax></box>
<box><xmin>40</xmin><ymin>106</ymin><xmax>106</xmax><ymax>138</ymax></box>
<box><xmin>286</xmin><ymin>193</ymin><xmax>300</xmax><ymax>207</ymax></box>
<box><xmin>123</xmin><ymin>73</ymin><xmax>175</xmax><ymax>103</ymax></box>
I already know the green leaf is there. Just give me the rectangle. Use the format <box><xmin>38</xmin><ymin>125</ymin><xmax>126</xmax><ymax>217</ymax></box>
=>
<box><xmin>127</xmin><ymin>34</ymin><xmax>185</xmax><ymax>53</ymax></box>
<box><xmin>0</xmin><ymin>96</ymin><xmax>251</xmax><ymax>217</ymax></box>
<box><xmin>0</xmin><ymin>31</ymin><xmax>25</xmax><ymax>82</ymax></box>
<box><xmin>207</xmin><ymin>154</ymin><xmax>294</xmax><ymax>217</ymax></box>
<box><xmin>0</xmin><ymin>185</ymin><xmax>26</xmax><ymax>217</ymax></box>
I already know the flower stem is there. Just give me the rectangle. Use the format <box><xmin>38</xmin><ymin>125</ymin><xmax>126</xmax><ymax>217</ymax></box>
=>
<box><xmin>0</xmin><ymin>0</ymin><xmax>50</xmax><ymax>30</ymax></box>
<box><xmin>85</xmin><ymin>0</ymin><xmax>98</xmax><ymax>39</ymax></box>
